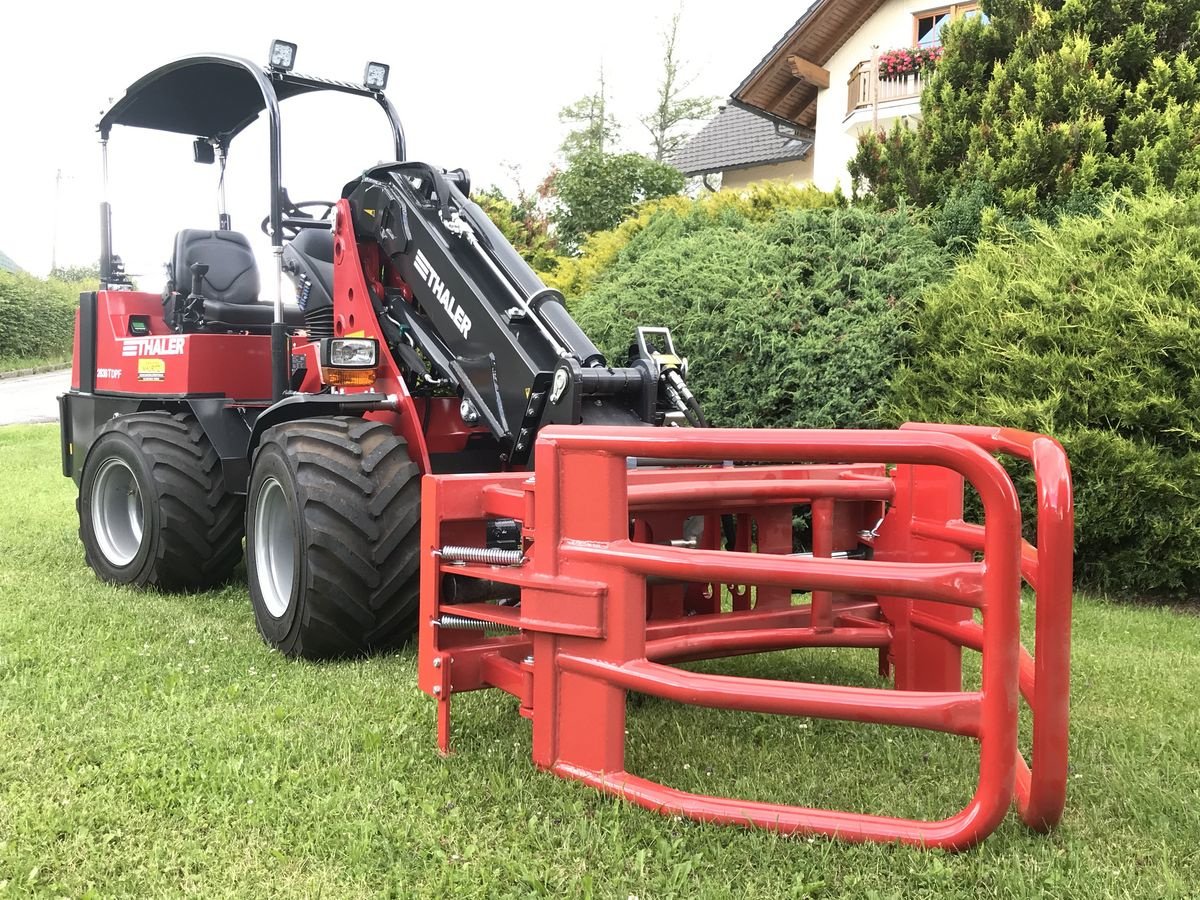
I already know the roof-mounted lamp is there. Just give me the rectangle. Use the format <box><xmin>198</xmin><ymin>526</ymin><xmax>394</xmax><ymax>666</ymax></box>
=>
<box><xmin>268</xmin><ymin>39</ymin><xmax>298</xmax><ymax>72</ymax></box>
<box><xmin>363</xmin><ymin>61</ymin><xmax>389</xmax><ymax>91</ymax></box>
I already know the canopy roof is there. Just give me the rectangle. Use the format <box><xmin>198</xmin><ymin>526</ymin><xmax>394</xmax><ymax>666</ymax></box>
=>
<box><xmin>98</xmin><ymin>54</ymin><xmax>389</xmax><ymax>143</ymax></box>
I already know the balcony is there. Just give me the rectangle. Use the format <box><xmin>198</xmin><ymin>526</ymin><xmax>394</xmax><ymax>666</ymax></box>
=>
<box><xmin>846</xmin><ymin>54</ymin><xmax>932</xmax><ymax>122</ymax></box>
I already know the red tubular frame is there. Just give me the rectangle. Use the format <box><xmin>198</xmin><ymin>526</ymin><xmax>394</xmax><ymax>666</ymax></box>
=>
<box><xmin>902</xmin><ymin>423</ymin><xmax>1074</xmax><ymax>830</ymax></box>
<box><xmin>418</xmin><ymin>424</ymin><xmax>1073</xmax><ymax>850</ymax></box>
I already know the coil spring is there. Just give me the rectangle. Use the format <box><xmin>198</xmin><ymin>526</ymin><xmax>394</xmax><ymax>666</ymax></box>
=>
<box><xmin>437</xmin><ymin>545</ymin><xmax>525</xmax><ymax>566</ymax></box>
<box><xmin>434</xmin><ymin>614</ymin><xmax>519</xmax><ymax>634</ymax></box>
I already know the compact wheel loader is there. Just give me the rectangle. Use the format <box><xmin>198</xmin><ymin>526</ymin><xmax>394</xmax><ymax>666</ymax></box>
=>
<box><xmin>60</xmin><ymin>46</ymin><xmax>1075</xmax><ymax>849</ymax></box>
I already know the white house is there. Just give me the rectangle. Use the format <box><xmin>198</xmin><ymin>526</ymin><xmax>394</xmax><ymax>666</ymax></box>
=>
<box><xmin>672</xmin><ymin>0</ymin><xmax>986</xmax><ymax>193</ymax></box>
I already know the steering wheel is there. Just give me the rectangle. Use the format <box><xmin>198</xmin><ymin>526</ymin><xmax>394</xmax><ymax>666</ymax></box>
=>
<box><xmin>260</xmin><ymin>200</ymin><xmax>336</xmax><ymax>240</ymax></box>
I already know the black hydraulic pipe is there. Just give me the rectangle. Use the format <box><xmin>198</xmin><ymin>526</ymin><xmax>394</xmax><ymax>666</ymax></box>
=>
<box><xmin>456</xmin><ymin>191</ymin><xmax>606</xmax><ymax>367</ymax></box>
<box><xmin>99</xmin><ymin>202</ymin><xmax>113</xmax><ymax>285</ymax></box>
<box><xmin>270</xmin><ymin>323</ymin><xmax>288</xmax><ymax>402</ymax></box>
<box><xmin>441</xmin><ymin>575</ymin><xmax>521</xmax><ymax>605</ymax></box>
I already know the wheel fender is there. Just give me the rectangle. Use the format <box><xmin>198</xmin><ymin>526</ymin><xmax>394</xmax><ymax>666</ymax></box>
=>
<box><xmin>248</xmin><ymin>393</ymin><xmax>404</xmax><ymax>457</ymax></box>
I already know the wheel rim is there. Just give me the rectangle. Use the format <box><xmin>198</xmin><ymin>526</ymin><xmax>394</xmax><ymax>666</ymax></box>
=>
<box><xmin>91</xmin><ymin>456</ymin><xmax>145</xmax><ymax>567</ymax></box>
<box><xmin>254</xmin><ymin>476</ymin><xmax>296</xmax><ymax>618</ymax></box>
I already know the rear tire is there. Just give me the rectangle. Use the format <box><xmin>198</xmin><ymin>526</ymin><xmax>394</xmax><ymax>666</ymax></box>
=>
<box><xmin>246</xmin><ymin>417</ymin><xmax>422</xmax><ymax>659</ymax></box>
<box><xmin>79</xmin><ymin>411</ymin><xmax>244</xmax><ymax>590</ymax></box>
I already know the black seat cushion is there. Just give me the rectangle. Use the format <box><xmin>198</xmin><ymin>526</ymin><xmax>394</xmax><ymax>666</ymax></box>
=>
<box><xmin>166</xmin><ymin>228</ymin><xmax>304</xmax><ymax>331</ymax></box>
<box><xmin>171</xmin><ymin>229</ymin><xmax>260</xmax><ymax>304</ymax></box>
<box><xmin>284</xmin><ymin>228</ymin><xmax>335</xmax><ymax>310</ymax></box>
<box><xmin>202</xmin><ymin>299</ymin><xmax>305</xmax><ymax>329</ymax></box>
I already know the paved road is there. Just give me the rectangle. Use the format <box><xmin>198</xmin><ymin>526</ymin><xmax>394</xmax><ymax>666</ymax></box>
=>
<box><xmin>0</xmin><ymin>369</ymin><xmax>72</xmax><ymax>426</ymax></box>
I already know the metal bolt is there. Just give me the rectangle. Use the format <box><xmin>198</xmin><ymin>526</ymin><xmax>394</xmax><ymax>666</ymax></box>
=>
<box><xmin>432</xmin><ymin>657</ymin><xmax>442</xmax><ymax>668</ymax></box>
<box><xmin>432</xmin><ymin>685</ymin><xmax>442</xmax><ymax>696</ymax></box>
<box><xmin>460</xmin><ymin>399</ymin><xmax>480</xmax><ymax>424</ymax></box>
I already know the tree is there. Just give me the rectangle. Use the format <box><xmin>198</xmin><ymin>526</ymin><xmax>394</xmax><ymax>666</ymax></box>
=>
<box><xmin>559</xmin><ymin>67</ymin><xmax>621</xmax><ymax>159</ymax></box>
<box><xmin>549</xmin><ymin>150</ymin><xmax>685</xmax><ymax>251</ymax></box>
<box><xmin>48</xmin><ymin>261</ymin><xmax>101</xmax><ymax>283</ymax></box>
<box><xmin>850</xmin><ymin>0</ymin><xmax>1200</xmax><ymax>216</ymax></box>
<box><xmin>641</xmin><ymin>9</ymin><xmax>717</xmax><ymax>162</ymax></box>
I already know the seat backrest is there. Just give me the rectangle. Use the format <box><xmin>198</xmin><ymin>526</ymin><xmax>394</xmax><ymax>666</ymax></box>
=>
<box><xmin>170</xmin><ymin>229</ymin><xmax>260</xmax><ymax>305</ymax></box>
<box><xmin>283</xmin><ymin>228</ymin><xmax>335</xmax><ymax>310</ymax></box>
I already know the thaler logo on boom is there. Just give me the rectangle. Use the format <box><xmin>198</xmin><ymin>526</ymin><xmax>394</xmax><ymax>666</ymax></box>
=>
<box><xmin>414</xmin><ymin>250</ymin><xmax>472</xmax><ymax>339</ymax></box>
<box><xmin>121</xmin><ymin>336</ymin><xmax>185</xmax><ymax>357</ymax></box>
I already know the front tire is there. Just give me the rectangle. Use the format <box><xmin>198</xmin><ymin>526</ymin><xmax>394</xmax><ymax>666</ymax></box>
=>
<box><xmin>78</xmin><ymin>411</ymin><xmax>244</xmax><ymax>590</ymax></box>
<box><xmin>246</xmin><ymin>417</ymin><xmax>422</xmax><ymax>659</ymax></box>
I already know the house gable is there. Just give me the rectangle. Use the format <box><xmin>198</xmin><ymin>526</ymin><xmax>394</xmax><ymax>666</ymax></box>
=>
<box><xmin>733</xmin><ymin>0</ymin><xmax>890</xmax><ymax>127</ymax></box>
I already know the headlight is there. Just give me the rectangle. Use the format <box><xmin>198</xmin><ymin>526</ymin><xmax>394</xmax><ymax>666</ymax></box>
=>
<box><xmin>325</xmin><ymin>338</ymin><xmax>378</xmax><ymax>368</ymax></box>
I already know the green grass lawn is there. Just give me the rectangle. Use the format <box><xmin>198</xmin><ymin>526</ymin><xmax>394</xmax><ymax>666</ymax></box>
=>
<box><xmin>0</xmin><ymin>355</ymin><xmax>71</xmax><ymax>376</ymax></box>
<box><xmin>1</xmin><ymin>423</ymin><xmax>1198</xmax><ymax>898</ymax></box>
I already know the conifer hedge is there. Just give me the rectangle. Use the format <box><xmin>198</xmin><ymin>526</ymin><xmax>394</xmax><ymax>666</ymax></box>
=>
<box><xmin>0</xmin><ymin>271</ymin><xmax>81</xmax><ymax>363</ymax></box>
<box><xmin>570</xmin><ymin>198</ymin><xmax>949</xmax><ymax>430</ymax></box>
<box><xmin>891</xmin><ymin>194</ymin><xmax>1200</xmax><ymax>597</ymax></box>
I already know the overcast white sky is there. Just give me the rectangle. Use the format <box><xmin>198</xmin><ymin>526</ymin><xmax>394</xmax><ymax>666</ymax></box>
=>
<box><xmin>0</xmin><ymin>0</ymin><xmax>804</xmax><ymax>282</ymax></box>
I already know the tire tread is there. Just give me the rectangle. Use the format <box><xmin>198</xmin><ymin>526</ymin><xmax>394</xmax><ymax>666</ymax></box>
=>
<box><xmin>256</xmin><ymin>416</ymin><xmax>421</xmax><ymax>658</ymax></box>
<box><xmin>82</xmin><ymin>411</ymin><xmax>244</xmax><ymax>591</ymax></box>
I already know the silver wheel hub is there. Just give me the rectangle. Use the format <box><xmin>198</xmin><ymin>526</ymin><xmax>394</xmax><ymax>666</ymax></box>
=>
<box><xmin>91</xmin><ymin>456</ymin><xmax>145</xmax><ymax>567</ymax></box>
<box><xmin>254</xmin><ymin>476</ymin><xmax>296</xmax><ymax>618</ymax></box>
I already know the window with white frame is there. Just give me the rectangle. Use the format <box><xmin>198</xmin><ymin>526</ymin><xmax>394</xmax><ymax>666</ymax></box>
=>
<box><xmin>914</xmin><ymin>3</ymin><xmax>988</xmax><ymax>47</ymax></box>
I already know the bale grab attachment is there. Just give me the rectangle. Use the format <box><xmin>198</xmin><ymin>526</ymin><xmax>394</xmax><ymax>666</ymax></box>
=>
<box><xmin>420</xmin><ymin>423</ymin><xmax>1072</xmax><ymax>850</ymax></box>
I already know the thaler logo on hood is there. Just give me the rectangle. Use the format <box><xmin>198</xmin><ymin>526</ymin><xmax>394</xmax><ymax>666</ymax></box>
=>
<box><xmin>121</xmin><ymin>336</ymin><xmax>185</xmax><ymax>357</ymax></box>
<box><xmin>414</xmin><ymin>250</ymin><xmax>472</xmax><ymax>339</ymax></box>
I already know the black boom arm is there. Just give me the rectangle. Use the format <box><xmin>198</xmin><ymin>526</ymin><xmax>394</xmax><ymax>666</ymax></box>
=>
<box><xmin>343</xmin><ymin>163</ymin><xmax>688</xmax><ymax>465</ymax></box>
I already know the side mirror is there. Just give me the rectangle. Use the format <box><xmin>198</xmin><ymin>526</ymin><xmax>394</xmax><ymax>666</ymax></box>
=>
<box><xmin>193</xmin><ymin>139</ymin><xmax>215</xmax><ymax>164</ymax></box>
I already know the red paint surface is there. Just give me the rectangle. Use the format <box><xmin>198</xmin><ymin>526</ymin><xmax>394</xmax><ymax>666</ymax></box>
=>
<box><xmin>418</xmin><ymin>425</ymin><xmax>1073</xmax><ymax>850</ymax></box>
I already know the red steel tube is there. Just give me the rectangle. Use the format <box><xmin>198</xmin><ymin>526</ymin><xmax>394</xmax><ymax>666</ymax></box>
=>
<box><xmin>562</xmin><ymin>540</ymin><xmax>987</xmax><ymax>608</ymax></box>
<box><xmin>911</xmin><ymin>516</ymin><xmax>1041</xmax><ymax>590</ymax></box>
<box><xmin>626</xmin><ymin>478</ymin><xmax>894</xmax><ymax>511</ymax></box>
<box><xmin>556</xmin><ymin>765</ymin><xmax>1014</xmax><ymax>851</ymax></box>
<box><xmin>910</xmin><ymin>612</ymin><xmax>1037</xmax><ymax>705</ymax></box>
<box><xmin>811</xmin><ymin>497</ymin><xmax>835</xmax><ymax>630</ymax></box>
<box><xmin>645</xmin><ymin>625</ymin><xmax>891</xmax><ymax>663</ymax></box>
<box><xmin>557</xmin><ymin>654</ymin><xmax>982</xmax><ymax>737</ymax></box>
<box><xmin>904</xmin><ymin>423</ymin><xmax>1073</xmax><ymax>830</ymax></box>
<box><xmin>644</xmin><ymin>603</ymin><xmax>878</xmax><ymax>640</ymax></box>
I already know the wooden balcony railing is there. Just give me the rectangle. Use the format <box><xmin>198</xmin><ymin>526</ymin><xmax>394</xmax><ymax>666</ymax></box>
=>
<box><xmin>846</xmin><ymin>59</ymin><xmax>927</xmax><ymax>118</ymax></box>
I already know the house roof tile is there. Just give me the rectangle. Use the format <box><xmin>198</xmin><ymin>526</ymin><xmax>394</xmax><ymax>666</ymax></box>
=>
<box><xmin>668</xmin><ymin>105</ymin><xmax>814</xmax><ymax>177</ymax></box>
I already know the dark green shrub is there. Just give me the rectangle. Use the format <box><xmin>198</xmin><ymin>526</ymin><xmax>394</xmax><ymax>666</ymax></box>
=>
<box><xmin>571</xmin><ymin>202</ymin><xmax>950</xmax><ymax>430</ymax></box>
<box><xmin>0</xmin><ymin>271</ymin><xmax>80</xmax><ymax>362</ymax></box>
<box><xmin>892</xmin><ymin>193</ymin><xmax>1200</xmax><ymax>597</ymax></box>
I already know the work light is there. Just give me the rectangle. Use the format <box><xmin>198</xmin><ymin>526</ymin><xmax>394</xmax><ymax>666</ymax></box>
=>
<box><xmin>268</xmin><ymin>40</ymin><xmax>297</xmax><ymax>71</ymax></box>
<box><xmin>363</xmin><ymin>62</ymin><xmax>390</xmax><ymax>91</ymax></box>
<box><xmin>324</xmin><ymin>338</ymin><xmax>378</xmax><ymax>368</ymax></box>
<box><xmin>320</xmin><ymin>338</ymin><xmax>378</xmax><ymax>387</ymax></box>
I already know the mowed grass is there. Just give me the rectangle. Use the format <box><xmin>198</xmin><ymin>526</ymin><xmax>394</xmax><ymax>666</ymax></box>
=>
<box><xmin>0</xmin><ymin>355</ymin><xmax>71</xmax><ymax>375</ymax></box>
<box><xmin>1</xmin><ymin>423</ymin><xmax>1198</xmax><ymax>898</ymax></box>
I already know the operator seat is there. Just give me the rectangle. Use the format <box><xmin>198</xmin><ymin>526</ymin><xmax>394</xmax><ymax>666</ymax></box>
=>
<box><xmin>168</xmin><ymin>229</ymin><xmax>303</xmax><ymax>330</ymax></box>
<box><xmin>283</xmin><ymin>228</ymin><xmax>334</xmax><ymax>311</ymax></box>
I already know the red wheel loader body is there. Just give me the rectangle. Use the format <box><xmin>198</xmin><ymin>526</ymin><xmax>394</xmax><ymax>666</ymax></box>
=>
<box><xmin>60</xmin><ymin>48</ymin><xmax>1074</xmax><ymax>849</ymax></box>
